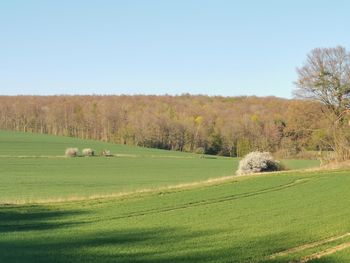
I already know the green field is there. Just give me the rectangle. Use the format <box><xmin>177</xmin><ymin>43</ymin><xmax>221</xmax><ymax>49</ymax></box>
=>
<box><xmin>0</xmin><ymin>130</ymin><xmax>319</xmax><ymax>202</ymax></box>
<box><xmin>2</xmin><ymin>131</ymin><xmax>349</xmax><ymax>262</ymax></box>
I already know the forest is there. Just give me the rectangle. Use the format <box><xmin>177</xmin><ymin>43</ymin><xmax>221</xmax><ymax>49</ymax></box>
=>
<box><xmin>0</xmin><ymin>95</ymin><xmax>329</xmax><ymax>157</ymax></box>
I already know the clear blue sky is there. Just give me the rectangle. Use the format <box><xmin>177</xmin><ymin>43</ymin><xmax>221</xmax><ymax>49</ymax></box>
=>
<box><xmin>1</xmin><ymin>0</ymin><xmax>349</xmax><ymax>98</ymax></box>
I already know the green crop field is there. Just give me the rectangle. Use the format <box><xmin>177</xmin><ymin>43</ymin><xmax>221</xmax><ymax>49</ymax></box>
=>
<box><xmin>0</xmin><ymin>130</ymin><xmax>319</xmax><ymax>202</ymax></box>
<box><xmin>3</xmin><ymin>131</ymin><xmax>349</xmax><ymax>262</ymax></box>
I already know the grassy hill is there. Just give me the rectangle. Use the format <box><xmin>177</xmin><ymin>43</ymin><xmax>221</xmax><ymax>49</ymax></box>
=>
<box><xmin>0</xmin><ymin>130</ymin><xmax>319</xmax><ymax>202</ymax></box>
<box><xmin>2</xmin><ymin>131</ymin><xmax>348</xmax><ymax>262</ymax></box>
<box><xmin>1</xmin><ymin>169</ymin><xmax>350</xmax><ymax>262</ymax></box>
<box><xmin>0</xmin><ymin>130</ymin><xmax>193</xmax><ymax>156</ymax></box>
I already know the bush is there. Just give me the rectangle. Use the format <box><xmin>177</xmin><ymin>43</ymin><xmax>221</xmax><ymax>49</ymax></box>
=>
<box><xmin>101</xmin><ymin>149</ymin><xmax>112</xmax><ymax>157</ymax></box>
<box><xmin>236</xmin><ymin>151</ymin><xmax>281</xmax><ymax>175</ymax></box>
<box><xmin>195</xmin><ymin>147</ymin><xmax>205</xmax><ymax>155</ymax></box>
<box><xmin>65</xmin><ymin>148</ymin><xmax>78</xmax><ymax>157</ymax></box>
<box><xmin>82</xmin><ymin>148</ymin><xmax>95</xmax><ymax>156</ymax></box>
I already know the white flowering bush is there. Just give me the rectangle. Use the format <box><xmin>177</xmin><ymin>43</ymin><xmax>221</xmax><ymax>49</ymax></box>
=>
<box><xmin>236</xmin><ymin>151</ymin><xmax>281</xmax><ymax>175</ymax></box>
<box><xmin>82</xmin><ymin>148</ymin><xmax>95</xmax><ymax>156</ymax></box>
<box><xmin>65</xmin><ymin>148</ymin><xmax>78</xmax><ymax>157</ymax></box>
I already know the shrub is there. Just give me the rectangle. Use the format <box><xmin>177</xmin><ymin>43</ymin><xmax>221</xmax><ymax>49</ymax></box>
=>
<box><xmin>195</xmin><ymin>147</ymin><xmax>205</xmax><ymax>155</ymax></box>
<box><xmin>236</xmin><ymin>151</ymin><xmax>281</xmax><ymax>175</ymax></box>
<box><xmin>101</xmin><ymin>149</ymin><xmax>112</xmax><ymax>157</ymax></box>
<box><xmin>82</xmin><ymin>148</ymin><xmax>95</xmax><ymax>156</ymax></box>
<box><xmin>65</xmin><ymin>148</ymin><xmax>78</xmax><ymax>157</ymax></box>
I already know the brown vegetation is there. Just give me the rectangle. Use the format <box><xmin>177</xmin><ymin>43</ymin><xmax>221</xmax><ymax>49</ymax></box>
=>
<box><xmin>101</xmin><ymin>150</ymin><xmax>112</xmax><ymax>157</ymax></box>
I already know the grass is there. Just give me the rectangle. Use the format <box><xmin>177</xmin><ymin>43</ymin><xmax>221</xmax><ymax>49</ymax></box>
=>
<box><xmin>1</xmin><ymin>169</ymin><xmax>350</xmax><ymax>262</ymax></box>
<box><xmin>0</xmin><ymin>156</ymin><xmax>235</xmax><ymax>202</ymax></box>
<box><xmin>3</xmin><ymin>130</ymin><xmax>345</xmax><ymax>262</ymax></box>
<box><xmin>0</xmin><ymin>130</ymin><xmax>193</xmax><ymax>157</ymax></box>
<box><xmin>280</xmin><ymin>159</ymin><xmax>320</xmax><ymax>170</ymax></box>
<box><xmin>310</xmin><ymin>247</ymin><xmax>350</xmax><ymax>262</ymax></box>
<box><xmin>0</xmin><ymin>130</ymin><xmax>318</xmax><ymax>202</ymax></box>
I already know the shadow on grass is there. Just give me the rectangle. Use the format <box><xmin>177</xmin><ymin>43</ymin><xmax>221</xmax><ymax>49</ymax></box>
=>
<box><xmin>0</xmin><ymin>205</ymin><xmax>340</xmax><ymax>263</ymax></box>
<box><xmin>0</xmin><ymin>228</ymin><xmax>251</xmax><ymax>263</ymax></box>
<box><xmin>0</xmin><ymin>205</ymin><xmax>84</xmax><ymax>233</ymax></box>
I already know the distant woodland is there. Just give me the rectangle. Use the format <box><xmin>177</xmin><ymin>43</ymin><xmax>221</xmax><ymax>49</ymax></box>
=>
<box><xmin>0</xmin><ymin>95</ymin><xmax>329</xmax><ymax>157</ymax></box>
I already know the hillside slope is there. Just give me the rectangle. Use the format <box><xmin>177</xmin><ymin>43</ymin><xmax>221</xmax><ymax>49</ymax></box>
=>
<box><xmin>0</xmin><ymin>131</ymin><xmax>319</xmax><ymax>202</ymax></box>
<box><xmin>1</xmin><ymin>169</ymin><xmax>349</xmax><ymax>262</ymax></box>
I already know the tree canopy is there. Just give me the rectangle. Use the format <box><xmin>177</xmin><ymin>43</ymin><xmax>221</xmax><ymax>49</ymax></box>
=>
<box><xmin>294</xmin><ymin>46</ymin><xmax>350</xmax><ymax>117</ymax></box>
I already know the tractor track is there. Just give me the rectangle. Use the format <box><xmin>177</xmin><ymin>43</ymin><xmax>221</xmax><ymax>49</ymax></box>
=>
<box><xmin>268</xmin><ymin>232</ymin><xmax>350</xmax><ymax>262</ymax></box>
<box><xmin>103</xmin><ymin>178</ymin><xmax>311</xmax><ymax>221</ymax></box>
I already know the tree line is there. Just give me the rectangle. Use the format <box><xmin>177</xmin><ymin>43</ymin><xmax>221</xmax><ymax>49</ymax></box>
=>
<box><xmin>0</xmin><ymin>95</ymin><xmax>327</xmax><ymax>157</ymax></box>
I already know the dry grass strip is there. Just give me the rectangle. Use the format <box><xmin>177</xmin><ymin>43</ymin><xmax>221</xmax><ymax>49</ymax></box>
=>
<box><xmin>0</xmin><ymin>175</ymin><xmax>238</xmax><ymax>205</ymax></box>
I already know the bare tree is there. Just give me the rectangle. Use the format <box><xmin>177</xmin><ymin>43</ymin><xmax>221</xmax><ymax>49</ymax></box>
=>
<box><xmin>294</xmin><ymin>46</ymin><xmax>350</xmax><ymax>117</ymax></box>
<box><xmin>295</xmin><ymin>46</ymin><xmax>350</xmax><ymax>161</ymax></box>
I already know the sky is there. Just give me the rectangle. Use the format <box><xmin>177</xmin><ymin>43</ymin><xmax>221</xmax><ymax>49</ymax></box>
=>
<box><xmin>0</xmin><ymin>0</ymin><xmax>349</xmax><ymax>98</ymax></box>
